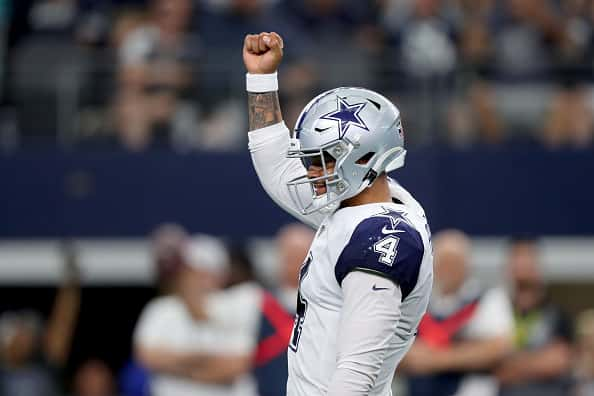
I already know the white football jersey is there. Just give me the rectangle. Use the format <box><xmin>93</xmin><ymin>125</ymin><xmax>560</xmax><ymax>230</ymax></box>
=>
<box><xmin>287</xmin><ymin>196</ymin><xmax>433</xmax><ymax>395</ymax></box>
<box><xmin>248</xmin><ymin>122</ymin><xmax>433</xmax><ymax>396</ymax></box>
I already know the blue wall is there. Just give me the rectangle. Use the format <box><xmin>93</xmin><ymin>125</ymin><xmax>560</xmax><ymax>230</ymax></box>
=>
<box><xmin>1</xmin><ymin>147</ymin><xmax>592</xmax><ymax>237</ymax></box>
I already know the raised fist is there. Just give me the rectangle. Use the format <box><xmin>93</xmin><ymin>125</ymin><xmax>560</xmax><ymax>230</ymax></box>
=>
<box><xmin>243</xmin><ymin>32</ymin><xmax>284</xmax><ymax>74</ymax></box>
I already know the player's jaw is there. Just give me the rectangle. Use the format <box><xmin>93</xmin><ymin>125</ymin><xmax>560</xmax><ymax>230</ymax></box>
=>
<box><xmin>307</xmin><ymin>161</ymin><xmax>336</xmax><ymax>196</ymax></box>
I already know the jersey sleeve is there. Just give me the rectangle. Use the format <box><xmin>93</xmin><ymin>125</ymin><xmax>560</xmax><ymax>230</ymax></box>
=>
<box><xmin>248</xmin><ymin>121</ymin><xmax>325</xmax><ymax>229</ymax></box>
<box><xmin>327</xmin><ymin>271</ymin><xmax>404</xmax><ymax>395</ymax></box>
<box><xmin>334</xmin><ymin>213</ymin><xmax>424</xmax><ymax>300</ymax></box>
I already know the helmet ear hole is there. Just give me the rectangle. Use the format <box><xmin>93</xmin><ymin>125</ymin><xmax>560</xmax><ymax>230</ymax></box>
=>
<box><xmin>355</xmin><ymin>152</ymin><xmax>375</xmax><ymax>165</ymax></box>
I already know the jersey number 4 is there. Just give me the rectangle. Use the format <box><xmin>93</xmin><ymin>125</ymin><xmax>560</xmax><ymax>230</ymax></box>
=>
<box><xmin>289</xmin><ymin>253</ymin><xmax>312</xmax><ymax>352</ymax></box>
<box><xmin>373</xmin><ymin>236</ymin><xmax>400</xmax><ymax>266</ymax></box>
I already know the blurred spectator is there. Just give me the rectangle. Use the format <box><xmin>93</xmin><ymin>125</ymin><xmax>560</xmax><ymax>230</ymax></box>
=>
<box><xmin>111</xmin><ymin>9</ymin><xmax>146</xmax><ymax>50</ymax></box>
<box><xmin>249</xmin><ymin>223</ymin><xmax>314</xmax><ymax>396</ymax></box>
<box><xmin>151</xmin><ymin>223</ymin><xmax>188</xmax><ymax>294</ymax></box>
<box><xmin>72</xmin><ymin>359</ymin><xmax>118</xmax><ymax>396</ymax></box>
<box><xmin>226</xmin><ymin>244</ymin><xmax>257</xmax><ymax>288</ymax></box>
<box><xmin>134</xmin><ymin>233</ymin><xmax>258</xmax><ymax>396</ymax></box>
<box><xmin>0</xmin><ymin>242</ymin><xmax>81</xmax><ymax>396</ymax></box>
<box><xmin>454</xmin><ymin>0</ymin><xmax>497</xmax><ymax>73</ymax></box>
<box><xmin>119</xmin><ymin>223</ymin><xmax>188</xmax><ymax>396</ymax></box>
<box><xmin>275</xmin><ymin>223</ymin><xmax>315</xmax><ymax>313</ymax></box>
<box><xmin>446</xmin><ymin>81</ymin><xmax>505</xmax><ymax>146</ymax></box>
<box><xmin>114</xmin><ymin>0</ymin><xmax>200</xmax><ymax>151</ymax></box>
<box><xmin>402</xmin><ymin>229</ymin><xmax>514</xmax><ymax>396</ymax></box>
<box><xmin>283</xmin><ymin>0</ymin><xmax>380</xmax><ymax>78</ymax></box>
<box><xmin>384</xmin><ymin>0</ymin><xmax>457</xmax><ymax>79</ymax></box>
<box><xmin>491</xmin><ymin>0</ymin><xmax>565</xmax><ymax>81</ymax></box>
<box><xmin>497</xmin><ymin>238</ymin><xmax>573</xmax><ymax>396</ymax></box>
<box><xmin>380</xmin><ymin>0</ymin><xmax>458</xmax><ymax>143</ymax></box>
<box><xmin>250</xmin><ymin>289</ymin><xmax>293</xmax><ymax>396</ymax></box>
<box><xmin>575</xmin><ymin>309</ymin><xmax>594</xmax><ymax>396</ymax></box>
<box><xmin>458</xmin><ymin>16</ymin><xmax>493</xmax><ymax>75</ymax></box>
<box><xmin>28</xmin><ymin>0</ymin><xmax>77</xmax><ymax>34</ymax></box>
<box><xmin>4</xmin><ymin>0</ymin><xmax>594</xmax><ymax>150</ymax></box>
<box><xmin>119</xmin><ymin>359</ymin><xmax>150</xmax><ymax>396</ymax></box>
<box><xmin>0</xmin><ymin>310</ymin><xmax>57</xmax><ymax>395</ymax></box>
<box><xmin>564</xmin><ymin>0</ymin><xmax>594</xmax><ymax>75</ymax></box>
<box><xmin>9</xmin><ymin>0</ymin><xmax>94</xmax><ymax>142</ymax></box>
<box><xmin>542</xmin><ymin>84</ymin><xmax>594</xmax><ymax>148</ymax></box>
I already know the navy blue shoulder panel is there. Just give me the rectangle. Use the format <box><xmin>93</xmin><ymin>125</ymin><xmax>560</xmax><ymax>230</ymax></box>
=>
<box><xmin>335</xmin><ymin>210</ymin><xmax>424</xmax><ymax>300</ymax></box>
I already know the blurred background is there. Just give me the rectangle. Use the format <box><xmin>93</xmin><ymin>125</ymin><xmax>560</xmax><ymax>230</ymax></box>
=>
<box><xmin>0</xmin><ymin>0</ymin><xmax>593</xmax><ymax>395</ymax></box>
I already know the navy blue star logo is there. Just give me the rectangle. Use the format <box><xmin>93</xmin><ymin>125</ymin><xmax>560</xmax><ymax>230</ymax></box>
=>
<box><xmin>320</xmin><ymin>97</ymin><xmax>369</xmax><ymax>137</ymax></box>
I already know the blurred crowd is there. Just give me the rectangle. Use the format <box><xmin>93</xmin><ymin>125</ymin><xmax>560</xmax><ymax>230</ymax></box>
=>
<box><xmin>0</xmin><ymin>0</ymin><xmax>593</xmax><ymax>151</ymax></box>
<box><xmin>1</xmin><ymin>225</ymin><xmax>594</xmax><ymax>396</ymax></box>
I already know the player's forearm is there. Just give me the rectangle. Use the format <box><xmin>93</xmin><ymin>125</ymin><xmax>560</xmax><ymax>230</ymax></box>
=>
<box><xmin>136</xmin><ymin>347</ymin><xmax>208</xmax><ymax>377</ymax></box>
<box><xmin>248</xmin><ymin>121</ymin><xmax>322</xmax><ymax>228</ymax></box>
<box><xmin>327</xmin><ymin>366</ymin><xmax>376</xmax><ymax>396</ymax></box>
<box><xmin>44</xmin><ymin>283</ymin><xmax>81</xmax><ymax>365</ymax></box>
<box><xmin>434</xmin><ymin>337</ymin><xmax>512</xmax><ymax>371</ymax></box>
<box><xmin>248</xmin><ymin>91</ymin><xmax>282</xmax><ymax>131</ymax></box>
<box><xmin>497</xmin><ymin>341</ymin><xmax>572</xmax><ymax>383</ymax></box>
<box><xmin>243</xmin><ymin>32</ymin><xmax>284</xmax><ymax>131</ymax></box>
<box><xmin>190</xmin><ymin>354</ymin><xmax>251</xmax><ymax>385</ymax></box>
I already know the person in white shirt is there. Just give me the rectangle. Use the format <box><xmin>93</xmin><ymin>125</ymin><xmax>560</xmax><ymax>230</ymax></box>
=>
<box><xmin>401</xmin><ymin>229</ymin><xmax>514</xmax><ymax>396</ymax></box>
<box><xmin>134</xmin><ymin>234</ymin><xmax>260</xmax><ymax>396</ymax></box>
<box><xmin>243</xmin><ymin>32</ymin><xmax>434</xmax><ymax>395</ymax></box>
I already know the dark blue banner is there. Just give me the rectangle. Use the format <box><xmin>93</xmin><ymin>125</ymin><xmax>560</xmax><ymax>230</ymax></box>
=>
<box><xmin>1</xmin><ymin>147</ymin><xmax>592</xmax><ymax>237</ymax></box>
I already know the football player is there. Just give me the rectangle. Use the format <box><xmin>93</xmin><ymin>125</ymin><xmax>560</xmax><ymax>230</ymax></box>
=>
<box><xmin>243</xmin><ymin>32</ymin><xmax>434</xmax><ymax>396</ymax></box>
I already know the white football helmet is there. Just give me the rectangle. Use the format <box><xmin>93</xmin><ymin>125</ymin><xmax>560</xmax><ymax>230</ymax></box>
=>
<box><xmin>287</xmin><ymin>87</ymin><xmax>406</xmax><ymax>214</ymax></box>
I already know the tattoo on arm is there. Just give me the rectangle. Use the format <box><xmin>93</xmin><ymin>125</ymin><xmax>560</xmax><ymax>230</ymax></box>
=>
<box><xmin>248</xmin><ymin>92</ymin><xmax>282</xmax><ymax>130</ymax></box>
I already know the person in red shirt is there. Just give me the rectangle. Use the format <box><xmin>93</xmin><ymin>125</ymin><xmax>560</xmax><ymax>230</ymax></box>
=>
<box><xmin>402</xmin><ymin>229</ymin><xmax>514</xmax><ymax>396</ymax></box>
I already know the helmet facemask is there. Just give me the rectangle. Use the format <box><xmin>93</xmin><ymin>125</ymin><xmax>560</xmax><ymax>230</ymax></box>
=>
<box><xmin>287</xmin><ymin>139</ymin><xmax>354</xmax><ymax>214</ymax></box>
<box><xmin>287</xmin><ymin>137</ymin><xmax>383</xmax><ymax>215</ymax></box>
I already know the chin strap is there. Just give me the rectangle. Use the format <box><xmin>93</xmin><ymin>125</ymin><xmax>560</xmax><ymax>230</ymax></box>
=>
<box><xmin>363</xmin><ymin>168</ymin><xmax>379</xmax><ymax>186</ymax></box>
